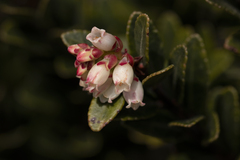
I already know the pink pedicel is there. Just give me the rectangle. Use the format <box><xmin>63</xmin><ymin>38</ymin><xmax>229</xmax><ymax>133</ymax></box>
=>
<box><xmin>104</xmin><ymin>54</ymin><xmax>118</xmax><ymax>69</ymax></box>
<box><xmin>113</xmin><ymin>36</ymin><xmax>123</xmax><ymax>52</ymax></box>
<box><xmin>122</xmin><ymin>53</ymin><xmax>134</xmax><ymax>66</ymax></box>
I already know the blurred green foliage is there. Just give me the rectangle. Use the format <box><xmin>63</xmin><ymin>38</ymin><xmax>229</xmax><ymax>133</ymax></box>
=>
<box><xmin>1</xmin><ymin>0</ymin><xmax>240</xmax><ymax>160</ymax></box>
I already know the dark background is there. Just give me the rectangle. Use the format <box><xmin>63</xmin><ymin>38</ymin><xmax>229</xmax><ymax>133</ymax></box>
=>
<box><xmin>0</xmin><ymin>0</ymin><xmax>239</xmax><ymax>159</ymax></box>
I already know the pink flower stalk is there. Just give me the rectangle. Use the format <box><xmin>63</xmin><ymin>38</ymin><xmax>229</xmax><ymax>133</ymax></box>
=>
<box><xmin>86</xmin><ymin>54</ymin><xmax>118</xmax><ymax>92</ymax></box>
<box><xmin>76</xmin><ymin>47</ymin><xmax>103</xmax><ymax>63</ymax></box>
<box><xmin>68</xmin><ymin>43</ymin><xmax>90</xmax><ymax>56</ymax></box>
<box><xmin>112</xmin><ymin>36</ymin><xmax>123</xmax><ymax>52</ymax></box>
<box><xmin>123</xmin><ymin>77</ymin><xmax>145</xmax><ymax>110</ymax></box>
<box><xmin>113</xmin><ymin>54</ymin><xmax>134</xmax><ymax>94</ymax></box>
<box><xmin>86</xmin><ymin>27</ymin><xmax>117</xmax><ymax>51</ymax></box>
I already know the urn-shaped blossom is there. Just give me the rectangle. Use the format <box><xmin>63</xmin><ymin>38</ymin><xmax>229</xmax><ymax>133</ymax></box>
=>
<box><xmin>92</xmin><ymin>75</ymin><xmax>113</xmax><ymax>98</ymax></box>
<box><xmin>86</xmin><ymin>54</ymin><xmax>118</xmax><ymax>92</ymax></box>
<box><xmin>99</xmin><ymin>83</ymin><xmax>121</xmax><ymax>103</ymax></box>
<box><xmin>113</xmin><ymin>54</ymin><xmax>134</xmax><ymax>94</ymax></box>
<box><xmin>123</xmin><ymin>77</ymin><xmax>145</xmax><ymax>110</ymax></box>
<box><xmin>86</xmin><ymin>27</ymin><xmax>117</xmax><ymax>51</ymax></box>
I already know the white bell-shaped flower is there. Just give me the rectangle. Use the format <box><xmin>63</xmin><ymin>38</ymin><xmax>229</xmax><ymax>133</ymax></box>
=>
<box><xmin>85</xmin><ymin>54</ymin><xmax>117</xmax><ymax>92</ymax></box>
<box><xmin>92</xmin><ymin>75</ymin><xmax>113</xmax><ymax>98</ymax></box>
<box><xmin>123</xmin><ymin>77</ymin><xmax>145</xmax><ymax>110</ymax></box>
<box><xmin>101</xmin><ymin>83</ymin><xmax>120</xmax><ymax>103</ymax></box>
<box><xmin>86</xmin><ymin>27</ymin><xmax>116</xmax><ymax>51</ymax></box>
<box><xmin>86</xmin><ymin>62</ymin><xmax>110</xmax><ymax>92</ymax></box>
<box><xmin>113</xmin><ymin>56</ymin><xmax>134</xmax><ymax>94</ymax></box>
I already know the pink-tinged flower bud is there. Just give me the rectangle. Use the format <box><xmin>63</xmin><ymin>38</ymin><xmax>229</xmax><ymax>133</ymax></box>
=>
<box><xmin>77</xmin><ymin>47</ymin><xmax>103</xmax><ymax>63</ymax></box>
<box><xmin>123</xmin><ymin>77</ymin><xmax>145</xmax><ymax>110</ymax></box>
<box><xmin>122</xmin><ymin>53</ymin><xmax>134</xmax><ymax>66</ymax></box>
<box><xmin>86</xmin><ymin>27</ymin><xmax>116</xmax><ymax>51</ymax></box>
<box><xmin>113</xmin><ymin>56</ymin><xmax>134</xmax><ymax>94</ymax></box>
<box><xmin>113</xmin><ymin>36</ymin><xmax>123</xmax><ymax>52</ymax></box>
<box><xmin>76</xmin><ymin>62</ymin><xmax>88</xmax><ymax>77</ymax></box>
<box><xmin>93</xmin><ymin>75</ymin><xmax>112</xmax><ymax>98</ymax></box>
<box><xmin>74</xmin><ymin>60</ymin><xmax>80</xmax><ymax>68</ymax></box>
<box><xmin>86</xmin><ymin>60</ymin><xmax>110</xmax><ymax>92</ymax></box>
<box><xmin>101</xmin><ymin>82</ymin><xmax>120</xmax><ymax>103</ymax></box>
<box><xmin>68</xmin><ymin>43</ymin><xmax>90</xmax><ymax>56</ymax></box>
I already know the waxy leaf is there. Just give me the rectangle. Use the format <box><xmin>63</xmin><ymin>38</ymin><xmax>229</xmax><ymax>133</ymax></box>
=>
<box><xmin>142</xmin><ymin>64</ymin><xmax>174</xmax><ymax>87</ymax></box>
<box><xmin>206</xmin><ymin>86</ymin><xmax>240</xmax><ymax>149</ymax></box>
<box><xmin>224</xmin><ymin>29</ymin><xmax>240</xmax><ymax>54</ymax></box>
<box><xmin>169</xmin><ymin>115</ymin><xmax>204</xmax><ymax>128</ymax></box>
<box><xmin>122</xmin><ymin>111</ymin><xmax>182</xmax><ymax>141</ymax></box>
<box><xmin>61</xmin><ymin>30</ymin><xmax>91</xmax><ymax>47</ymax></box>
<box><xmin>134</xmin><ymin>14</ymin><xmax>150</xmax><ymax>65</ymax></box>
<box><xmin>157</xmin><ymin>12</ymin><xmax>193</xmax><ymax>62</ymax></box>
<box><xmin>170</xmin><ymin>45</ymin><xmax>188</xmax><ymax>103</ymax></box>
<box><xmin>208</xmin><ymin>49</ymin><xmax>234</xmax><ymax>82</ymax></box>
<box><xmin>205</xmin><ymin>0</ymin><xmax>240</xmax><ymax>19</ymax></box>
<box><xmin>114</xmin><ymin>105</ymin><xmax>159</xmax><ymax>121</ymax></box>
<box><xmin>203</xmin><ymin>112</ymin><xmax>220</xmax><ymax>145</ymax></box>
<box><xmin>184</xmin><ymin>34</ymin><xmax>209</xmax><ymax>113</ymax></box>
<box><xmin>126</xmin><ymin>11</ymin><xmax>142</xmax><ymax>57</ymax></box>
<box><xmin>148</xmin><ymin>21</ymin><xmax>164</xmax><ymax>72</ymax></box>
<box><xmin>88</xmin><ymin>96</ymin><xmax>125</xmax><ymax>132</ymax></box>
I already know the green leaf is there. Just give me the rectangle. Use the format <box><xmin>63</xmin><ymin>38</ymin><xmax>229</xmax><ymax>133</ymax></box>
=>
<box><xmin>114</xmin><ymin>105</ymin><xmax>159</xmax><ymax>121</ymax></box>
<box><xmin>170</xmin><ymin>45</ymin><xmax>188</xmax><ymax>104</ymax></box>
<box><xmin>134</xmin><ymin>13</ymin><xmax>150</xmax><ymax>65</ymax></box>
<box><xmin>208</xmin><ymin>49</ymin><xmax>234</xmax><ymax>82</ymax></box>
<box><xmin>205</xmin><ymin>0</ymin><xmax>240</xmax><ymax>19</ymax></box>
<box><xmin>142</xmin><ymin>64</ymin><xmax>174</xmax><ymax>87</ymax></box>
<box><xmin>148</xmin><ymin>21</ymin><xmax>164</xmax><ymax>72</ymax></box>
<box><xmin>126</xmin><ymin>11</ymin><xmax>142</xmax><ymax>57</ymax></box>
<box><xmin>122</xmin><ymin>111</ymin><xmax>182</xmax><ymax>141</ymax></box>
<box><xmin>207</xmin><ymin>86</ymin><xmax>240</xmax><ymax>149</ymax></box>
<box><xmin>157</xmin><ymin>12</ymin><xmax>193</xmax><ymax>63</ymax></box>
<box><xmin>184</xmin><ymin>34</ymin><xmax>209</xmax><ymax>113</ymax></box>
<box><xmin>202</xmin><ymin>112</ymin><xmax>220</xmax><ymax>145</ymax></box>
<box><xmin>61</xmin><ymin>30</ymin><xmax>91</xmax><ymax>47</ymax></box>
<box><xmin>88</xmin><ymin>96</ymin><xmax>125</xmax><ymax>132</ymax></box>
<box><xmin>224</xmin><ymin>29</ymin><xmax>240</xmax><ymax>54</ymax></box>
<box><xmin>169</xmin><ymin>115</ymin><xmax>205</xmax><ymax>128</ymax></box>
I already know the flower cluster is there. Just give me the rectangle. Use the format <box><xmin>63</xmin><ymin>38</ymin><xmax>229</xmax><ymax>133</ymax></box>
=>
<box><xmin>67</xmin><ymin>27</ymin><xmax>145</xmax><ymax>110</ymax></box>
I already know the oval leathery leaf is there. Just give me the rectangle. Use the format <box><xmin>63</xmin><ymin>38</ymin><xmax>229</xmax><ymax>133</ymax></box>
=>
<box><xmin>134</xmin><ymin>13</ymin><xmax>150</xmax><ymax>65</ymax></box>
<box><xmin>169</xmin><ymin>115</ymin><xmax>204</xmax><ymax>128</ymax></box>
<box><xmin>202</xmin><ymin>111</ymin><xmax>220</xmax><ymax>145</ymax></box>
<box><xmin>170</xmin><ymin>45</ymin><xmax>188</xmax><ymax>104</ymax></box>
<box><xmin>206</xmin><ymin>86</ymin><xmax>240</xmax><ymax>150</ymax></box>
<box><xmin>114</xmin><ymin>105</ymin><xmax>159</xmax><ymax>121</ymax></box>
<box><xmin>61</xmin><ymin>30</ymin><xmax>91</xmax><ymax>47</ymax></box>
<box><xmin>205</xmin><ymin>0</ymin><xmax>240</xmax><ymax>19</ymax></box>
<box><xmin>142</xmin><ymin>64</ymin><xmax>174</xmax><ymax>87</ymax></box>
<box><xmin>224</xmin><ymin>29</ymin><xmax>240</xmax><ymax>54</ymax></box>
<box><xmin>126</xmin><ymin>11</ymin><xmax>142</xmax><ymax>56</ymax></box>
<box><xmin>88</xmin><ymin>96</ymin><xmax>125</xmax><ymax>132</ymax></box>
<box><xmin>184</xmin><ymin>34</ymin><xmax>209</xmax><ymax>113</ymax></box>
